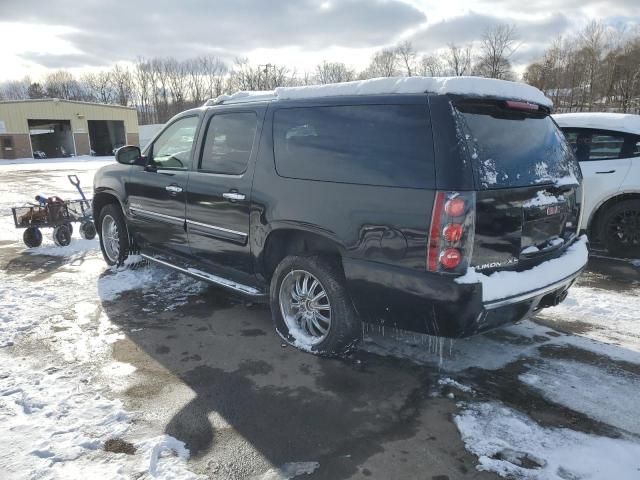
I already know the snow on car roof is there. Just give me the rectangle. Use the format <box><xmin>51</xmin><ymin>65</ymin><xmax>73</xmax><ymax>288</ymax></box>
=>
<box><xmin>209</xmin><ymin>76</ymin><xmax>552</xmax><ymax>107</ymax></box>
<box><xmin>552</xmin><ymin>112</ymin><xmax>640</xmax><ymax>135</ymax></box>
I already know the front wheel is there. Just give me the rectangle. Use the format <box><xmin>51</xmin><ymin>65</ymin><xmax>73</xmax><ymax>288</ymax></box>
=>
<box><xmin>98</xmin><ymin>204</ymin><xmax>129</xmax><ymax>266</ymax></box>
<box><xmin>23</xmin><ymin>227</ymin><xmax>42</xmax><ymax>248</ymax></box>
<box><xmin>270</xmin><ymin>255</ymin><xmax>360</xmax><ymax>356</ymax></box>
<box><xmin>599</xmin><ymin>199</ymin><xmax>640</xmax><ymax>258</ymax></box>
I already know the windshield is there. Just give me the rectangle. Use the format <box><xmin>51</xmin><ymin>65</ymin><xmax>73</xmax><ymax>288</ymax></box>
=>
<box><xmin>454</xmin><ymin>100</ymin><xmax>581</xmax><ymax>190</ymax></box>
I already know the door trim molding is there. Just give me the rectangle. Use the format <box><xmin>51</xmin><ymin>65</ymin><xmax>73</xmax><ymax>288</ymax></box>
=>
<box><xmin>186</xmin><ymin>219</ymin><xmax>247</xmax><ymax>239</ymax></box>
<box><xmin>130</xmin><ymin>205</ymin><xmax>184</xmax><ymax>225</ymax></box>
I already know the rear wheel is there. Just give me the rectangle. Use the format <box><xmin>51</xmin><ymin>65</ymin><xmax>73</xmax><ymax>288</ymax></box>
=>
<box><xmin>98</xmin><ymin>204</ymin><xmax>129</xmax><ymax>266</ymax></box>
<box><xmin>599</xmin><ymin>200</ymin><xmax>640</xmax><ymax>258</ymax></box>
<box><xmin>53</xmin><ymin>224</ymin><xmax>72</xmax><ymax>247</ymax></box>
<box><xmin>270</xmin><ymin>255</ymin><xmax>360</xmax><ymax>355</ymax></box>
<box><xmin>23</xmin><ymin>227</ymin><xmax>42</xmax><ymax>248</ymax></box>
<box><xmin>79</xmin><ymin>221</ymin><xmax>97</xmax><ymax>240</ymax></box>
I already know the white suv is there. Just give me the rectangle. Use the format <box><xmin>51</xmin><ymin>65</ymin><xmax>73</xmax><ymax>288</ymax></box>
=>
<box><xmin>553</xmin><ymin>113</ymin><xmax>640</xmax><ymax>258</ymax></box>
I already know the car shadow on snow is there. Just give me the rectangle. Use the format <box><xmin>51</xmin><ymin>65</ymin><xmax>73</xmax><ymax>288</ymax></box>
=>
<box><xmin>97</xmin><ymin>268</ymin><xmax>479</xmax><ymax>479</ymax></box>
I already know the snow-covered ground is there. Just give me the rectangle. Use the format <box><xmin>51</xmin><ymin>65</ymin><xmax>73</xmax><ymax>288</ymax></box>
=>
<box><xmin>2</xmin><ymin>157</ymin><xmax>640</xmax><ymax>479</ymax></box>
<box><xmin>0</xmin><ymin>158</ymin><xmax>207</xmax><ymax>479</ymax></box>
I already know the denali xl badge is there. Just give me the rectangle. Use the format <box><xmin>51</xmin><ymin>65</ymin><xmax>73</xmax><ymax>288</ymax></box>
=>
<box><xmin>476</xmin><ymin>257</ymin><xmax>519</xmax><ymax>271</ymax></box>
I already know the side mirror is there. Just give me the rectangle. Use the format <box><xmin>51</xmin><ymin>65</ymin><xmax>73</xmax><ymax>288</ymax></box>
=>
<box><xmin>115</xmin><ymin>145</ymin><xmax>143</xmax><ymax>165</ymax></box>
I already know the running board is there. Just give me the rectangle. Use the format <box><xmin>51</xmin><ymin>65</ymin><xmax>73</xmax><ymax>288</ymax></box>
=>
<box><xmin>140</xmin><ymin>253</ymin><xmax>267</xmax><ymax>299</ymax></box>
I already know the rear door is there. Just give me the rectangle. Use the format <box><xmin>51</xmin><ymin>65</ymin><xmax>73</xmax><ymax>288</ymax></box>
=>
<box><xmin>126</xmin><ymin>115</ymin><xmax>200</xmax><ymax>257</ymax></box>
<box><xmin>185</xmin><ymin>107</ymin><xmax>264</xmax><ymax>284</ymax></box>
<box><xmin>450</xmin><ymin>98</ymin><xmax>582</xmax><ymax>272</ymax></box>
<box><xmin>562</xmin><ymin>128</ymin><xmax>633</xmax><ymax>230</ymax></box>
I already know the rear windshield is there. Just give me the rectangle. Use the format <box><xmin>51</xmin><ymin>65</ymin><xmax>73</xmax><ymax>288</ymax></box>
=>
<box><xmin>453</xmin><ymin>100</ymin><xmax>581</xmax><ymax>189</ymax></box>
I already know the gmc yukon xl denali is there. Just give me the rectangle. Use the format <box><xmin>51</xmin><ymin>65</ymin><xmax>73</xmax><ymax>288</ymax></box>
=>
<box><xmin>93</xmin><ymin>77</ymin><xmax>588</xmax><ymax>355</ymax></box>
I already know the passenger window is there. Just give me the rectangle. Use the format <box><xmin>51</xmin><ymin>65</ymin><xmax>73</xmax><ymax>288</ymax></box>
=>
<box><xmin>273</xmin><ymin>105</ymin><xmax>434</xmax><ymax>188</ymax></box>
<box><xmin>150</xmin><ymin>116</ymin><xmax>199</xmax><ymax>169</ymax></box>
<box><xmin>200</xmin><ymin>113</ymin><xmax>257</xmax><ymax>174</ymax></box>
<box><xmin>589</xmin><ymin>132</ymin><xmax>625</xmax><ymax>160</ymax></box>
<box><xmin>563</xmin><ymin>129</ymin><xmax>626</xmax><ymax>162</ymax></box>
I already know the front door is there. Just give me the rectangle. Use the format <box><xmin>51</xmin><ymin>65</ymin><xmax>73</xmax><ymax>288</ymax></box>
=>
<box><xmin>186</xmin><ymin>109</ymin><xmax>263</xmax><ymax>285</ymax></box>
<box><xmin>126</xmin><ymin>115</ymin><xmax>200</xmax><ymax>257</ymax></box>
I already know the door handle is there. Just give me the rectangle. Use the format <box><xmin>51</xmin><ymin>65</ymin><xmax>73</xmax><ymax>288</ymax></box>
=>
<box><xmin>222</xmin><ymin>192</ymin><xmax>246</xmax><ymax>201</ymax></box>
<box><xmin>165</xmin><ymin>184</ymin><xmax>183</xmax><ymax>194</ymax></box>
<box><xmin>595</xmin><ymin>170</ymin><xmax>616</xmax><ymax>174</ymax></box>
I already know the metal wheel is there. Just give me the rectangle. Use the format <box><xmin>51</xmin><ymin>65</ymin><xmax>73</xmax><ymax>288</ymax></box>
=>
<box><xmin>278</xmin><ymin>270</ymin><xmax>331</xmax><ymax>345</ymax></box>
<box><xmin>101</xmin><ymin>214</ymin><xmax>120</xmax><ymax>263</ymax></box>
<box><xmin>80</xmin><ymin>221</ymin><xmax>97</xmax><ymax>240</ymax></box>
<box><xmin>53</xmin><ymin>224</ymin><xmax>72</xmax><ymax>247</ymax></box>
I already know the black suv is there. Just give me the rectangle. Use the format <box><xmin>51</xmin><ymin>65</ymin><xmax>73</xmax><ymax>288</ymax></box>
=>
<box><xmin>94</xmin><ymin>81</ymin><xmax>586</xmax><ymax>355</ymax></box>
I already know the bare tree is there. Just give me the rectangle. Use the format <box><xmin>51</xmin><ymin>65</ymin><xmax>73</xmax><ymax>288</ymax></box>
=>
<box><xmin>315</xmin><ymin>61</ymin><xmax>355</xmax><ymax>84</ymax></box>
<box><xmin>476</xmin><ymin>24</ymin><xmax>518</xmax><ymax>79</ymax></box>
<box><xmin>0</xmin><ymin>77</ymin><xmax>31</xmax><ymax>100</ymax></box>
<box><xmin>44</xmin><ymin>70</ymin><xmax>84</xmax><ymax>100</ymax></box>
<box><xmin>364</xmin><ymin>48</ymin><xmax>399</xmax><ymax>78</ymax></box>
<box><xmin>396</xmin><ymin>40</ymin><xmax>417</xmax><ymax>76</ymax></box>
<box><xmin>418</xmin><ymin>54</ymin><xmax>445</xmax><ymax>76</ymax></box>
<box><xmin>80</xmin><ymin>71</ymin><xmax>114</xmax><ymax>103</ymax></box>
<box><xmin>444</xmin><ymin>43</ymin><xmax>473</xmax><ymax>76</ymax></box>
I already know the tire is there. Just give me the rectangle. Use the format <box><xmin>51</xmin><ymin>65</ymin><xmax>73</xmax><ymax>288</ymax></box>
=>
<box><xmin>65</xmin><ymin>222</ymin><xmax>74</xmax><ymax>236</ymax></box>
<box><xmin>53</xmin><ymin>224</ymin><xmax>72</xmax><ymax>247</ymax></box>
<box><xmin>270</xmin><ymin>255</ymin><xmax>360</xmax><ymax>356</ymax></box>
<box><xmin>79</xmin><ymin>221</ymin><xmax>97</xmax><ymax>240</ymax></box>
<box><xmin>98</xmin><ymin>204</ymin><xmax>129</xmax><ymax>266</ymax></box>
<box><xmin>23</xmin><ymin>227</ymin><xmax>42</xmax><ymax>248</ymax></box>
<box><xmin>599</xmin><ymin>199</ymin><xmax>640</xmax><ymax>258</ymax></box>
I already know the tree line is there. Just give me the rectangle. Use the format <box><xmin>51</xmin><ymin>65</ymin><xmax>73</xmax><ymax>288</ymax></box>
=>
<box><xmin>524</xmin><ymin>22</ymin><xmax>640</xmax><ymax>113</ymax></box>
<box><xmin>1</xmin><ymin>21</ymin><xmax>639</xmax><ymax>123</ymax></box>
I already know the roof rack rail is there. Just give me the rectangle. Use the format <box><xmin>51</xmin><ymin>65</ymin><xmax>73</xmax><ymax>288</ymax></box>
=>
<box><xmin>204</xmin><ymin>91</ymin><xmax>276</xmax><ymax>107</ymax></box>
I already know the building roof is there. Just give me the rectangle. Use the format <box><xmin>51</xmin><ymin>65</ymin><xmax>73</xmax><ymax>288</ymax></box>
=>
<box><xmin>207</xmin><ymin>76</ymin><xmax>553</xmax><ymax>107</ymax></box>
<box><xmin>0</xmin><ymin>98</ymin><xmax>136</xmax><ymax>111</ymax></box>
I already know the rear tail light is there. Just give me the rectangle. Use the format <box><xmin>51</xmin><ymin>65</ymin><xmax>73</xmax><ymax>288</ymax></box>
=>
<box><xmin>504</xmin><ymin>100</ymin><xmax>539</xmax><ymax>112</ymax></box>
<box><xmin>427</xmin><ymin>191</ymin><xmax>475</xmax><ymax>273</ymax></box>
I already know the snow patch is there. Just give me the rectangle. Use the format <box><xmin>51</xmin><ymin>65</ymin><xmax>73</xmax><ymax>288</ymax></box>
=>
<box><xmin>523</xmin><ymin>191</ymin><xmax>565</xmax><ymax>208</ymax></box>
<box><xmin>438</xmin><ymin>377</ymin><xmax>474</xmax><ymax>393</ymax></box>
<box><xmin>455</xmin><ymin>402</ymin><xmax>640</xmax><ymax>480</ymax></box>
<box><xmin>253</xmin><ymin>462</ymin><xmax>320</xmax><ymax>480</ymax></box>
<box><xmin>520</xmin><ymin>359</ymin><xmax>640</xmax><ymax>435</ymax></box>
<box><xmin>456</xmin><ymin>236</ymin><xmax>589</xmax><ymax>302</ymax></box>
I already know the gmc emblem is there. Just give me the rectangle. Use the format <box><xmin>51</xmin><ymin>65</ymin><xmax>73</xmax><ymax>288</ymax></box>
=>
<box><xmin>546</xmin><ymin>205</ymin><xmax>561</xmax><ymax>216</ymax></box>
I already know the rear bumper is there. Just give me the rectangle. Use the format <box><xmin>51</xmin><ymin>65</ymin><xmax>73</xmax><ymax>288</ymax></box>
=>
<box><xmin>343</xmin><ymin>238</ymin><xmax>587</xmax><ymax>337</ymax></box>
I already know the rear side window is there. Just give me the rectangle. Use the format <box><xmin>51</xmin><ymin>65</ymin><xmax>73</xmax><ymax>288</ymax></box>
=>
<box><xmin>563</xmin><ymin>129</ymin><xmax>638</xmax><ymax>161</ymax></box>
<box><xmin>454</xmin><ymin>100</ymin><xmax>580</xmax><ymax>189</ymax></box>
<box><xmin>273</xmin><ymin>104</ymin><xmax>434</xmax><ymax>188</ymax></box>
<box><xmin>200</xmin><ymin>112</ymin><xmax>257</xmax><ymax>174</ymax></box>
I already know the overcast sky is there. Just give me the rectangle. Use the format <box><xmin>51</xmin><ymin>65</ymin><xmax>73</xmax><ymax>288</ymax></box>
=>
<box><xmin>0</xmin><ymin>0</ymin><xmax>638</xmax><ymax>81</ymax></box>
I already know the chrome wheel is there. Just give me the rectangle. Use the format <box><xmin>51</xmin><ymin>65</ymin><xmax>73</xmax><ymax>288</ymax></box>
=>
<box><xmin>279</xmin><ymin>270</ymin><xmax>331</xmax><ymax>345</ymax></box>
<box><xmin>101</xmin><ymin>214</ymin><xmax>120</xmax><ymax>263</ymax></box>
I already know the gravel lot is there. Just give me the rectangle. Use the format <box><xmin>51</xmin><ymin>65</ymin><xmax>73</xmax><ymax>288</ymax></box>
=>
<box><xmin>1</xmin><ymin>158</ymin><xmax>639</xmax><ymax>480</ymax></box>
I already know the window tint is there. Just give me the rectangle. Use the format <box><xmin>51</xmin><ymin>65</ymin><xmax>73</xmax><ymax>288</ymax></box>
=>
<box><xmin>563</xmin><ymin>129</ymin><xmax>626</xmax><ymax>161</ymax></box>
<box><xmin>199</xmin><ymin>113</ymin><xmax>257</xmax><ymax>174</ymax></box>
<box><xmin>273</xmin><ymin>105</ymin><xmax>434</xmax><ymax>188</ymax></box>
<box><xmin>151</xmin><ymin>116</ymin><xmax>199</xmax><ymax>169</ymax></box>
<box><xmin>454</xmin><ymin>101</ymin><xmax>580</xmax><ymax>189</ymax></box>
